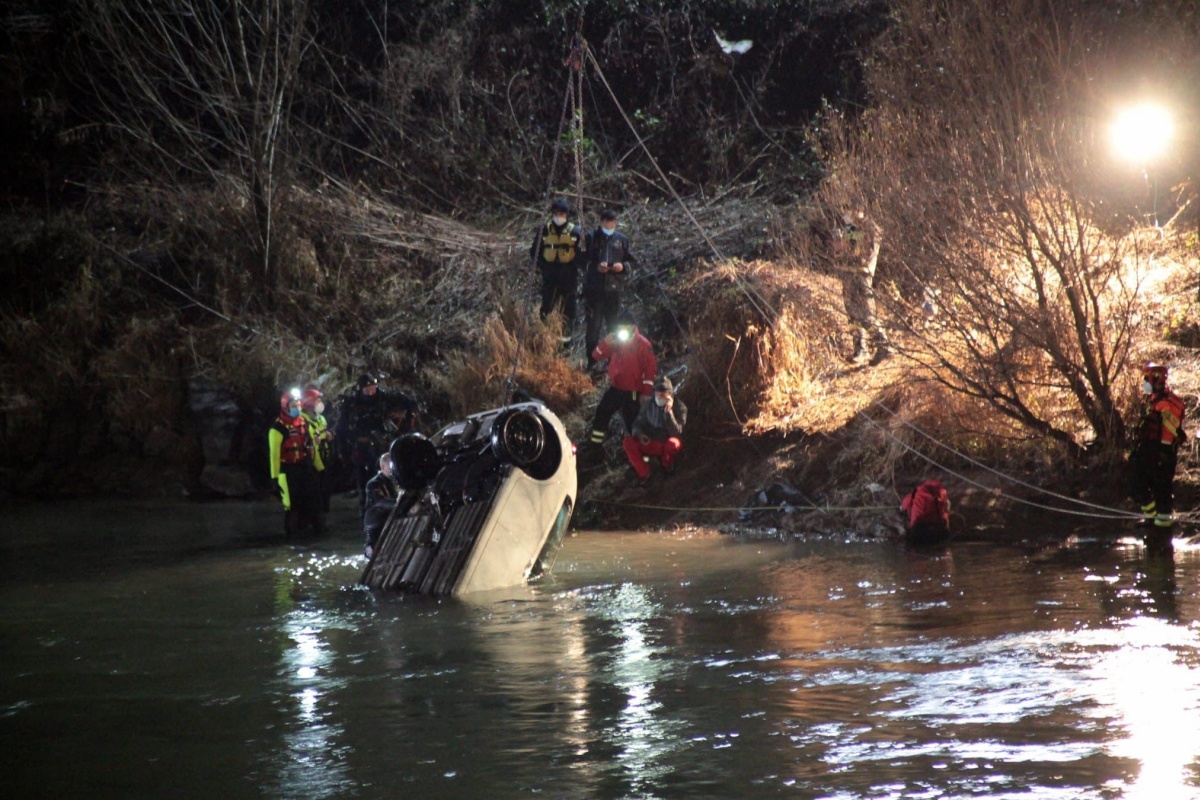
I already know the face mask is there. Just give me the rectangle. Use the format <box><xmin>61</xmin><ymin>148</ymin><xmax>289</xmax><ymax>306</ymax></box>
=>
<box><xmin>288</xmin><ymin>407</ymin><xmax>301</xmax><ymax>418</ymax></box>
<box><xmin>654</xmin><ymin>396</ymin><xmax>667</xmax><ymax>407</ymax></box>
<box><xmin>315</xmin><ymin>401</ymin><xmax>325</xmax><ymax>415</ymax></box>
<box><xmin>553</xmin><ymin>215</ymin><xmax>567</xmax><ymax>226</ymax></box>
<box><xmin>601</xmin><ymin>226</ymin><xmax>616</xmax><ymax>236</ymax></box>
<box><xmin>1142</xmin><ymin>380</ymin><xmax>1154</xmax><ymax>395</ymax></box>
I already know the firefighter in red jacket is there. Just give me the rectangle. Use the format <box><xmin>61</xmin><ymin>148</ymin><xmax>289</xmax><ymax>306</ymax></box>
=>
<box><xmin>587</xmin><ymin>310</ymin><xmax>656</xmax><ymax>447</ymax></box>
<box><xmin>269</xmin><ymin>387</ymin><xmax>326</xmax><ymax>538</ymax></box>
<box><xmin>900</xmin><ymin>479</ymin><xmax>951</xmax><ymax>546</ymax></box>
<box><xmin>1130</xmin><ymin>363</ymin><xmax>1186</xmax><ymax>531</ymax></box>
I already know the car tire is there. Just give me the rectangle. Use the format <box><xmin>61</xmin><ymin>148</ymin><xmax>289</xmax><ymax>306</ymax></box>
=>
<box><xmin>491</xmin><ymin>409</ymin><xmax>546</xmax><ymax>466</ymax></box>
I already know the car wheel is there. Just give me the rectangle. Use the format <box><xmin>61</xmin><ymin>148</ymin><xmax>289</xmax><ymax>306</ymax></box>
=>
<box><xmin>491</xmin><ymin>409</ymin><xmax>545</xmax><ymax>467</ymax></box>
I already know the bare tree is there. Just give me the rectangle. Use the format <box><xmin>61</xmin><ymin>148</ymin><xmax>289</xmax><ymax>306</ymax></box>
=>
<box><xmin>812</xmin><ymin>0</ymin><xmax>1175</xmax><ymax>455</ymax></box>
<box><xmin>78</xmin><ymin>0</ymin><xmax>313</xmax><ymax>291</ymax></box>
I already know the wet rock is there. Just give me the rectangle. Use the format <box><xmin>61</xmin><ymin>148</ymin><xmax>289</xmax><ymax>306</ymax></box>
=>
<box><xmin>199</xmin><ymin>464</ymin><xmax>255</xmax><ymax>497</ymax></box>
<box><xmin>188</xmin><ymin>380</ymin><xmax>255</xmax><ymax>497</ymax></box>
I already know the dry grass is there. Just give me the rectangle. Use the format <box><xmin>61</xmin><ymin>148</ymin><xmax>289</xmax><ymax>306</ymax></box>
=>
<box><xmin>424</xmin><ymin>297</ymin><xmax>593</xmax><ymax>424</ymax></box>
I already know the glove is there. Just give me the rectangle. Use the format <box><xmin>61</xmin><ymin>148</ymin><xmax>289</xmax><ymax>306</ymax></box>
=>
<box><xmin>277</xmin><ymin>474</ymin><xmax>291</xmax><ymax>511</ymax></box>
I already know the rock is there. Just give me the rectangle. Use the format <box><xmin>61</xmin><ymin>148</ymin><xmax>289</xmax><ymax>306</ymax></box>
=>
<box><xmin>188</xmin><ymin>380</ymin><xmax>243</xmax><ymax>466</ymax></box>
<box><xmin>199</xmin><ymin>464</ymin><xmax>256</xmax><ymax>497</ymax></box>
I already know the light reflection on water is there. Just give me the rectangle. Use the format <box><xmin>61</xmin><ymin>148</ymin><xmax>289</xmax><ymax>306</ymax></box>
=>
<box><xmin>4</xmin><ymin>502</ymin><xmax>1200</xmax><ymax>798</ymax></box>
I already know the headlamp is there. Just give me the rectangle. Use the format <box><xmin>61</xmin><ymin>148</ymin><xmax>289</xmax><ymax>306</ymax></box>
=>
<box><xmin>289</xmin><ymin>387</ymin><xmax>302</xmax><ymax>401</ymax></box>
<box><xmin>616</xmin><ymin>328</ymin><xmax>632</xmax><ymax>343</ymax></box>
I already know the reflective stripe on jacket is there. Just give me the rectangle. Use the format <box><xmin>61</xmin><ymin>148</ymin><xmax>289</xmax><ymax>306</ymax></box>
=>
<box><xmin>1139</xmin><ymin>390</ymin><xmax>1186</xmax><ymax>447</ymax></box>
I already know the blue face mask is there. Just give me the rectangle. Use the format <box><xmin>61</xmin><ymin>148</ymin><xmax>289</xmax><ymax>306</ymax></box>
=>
<box><xmin>288</xmin><ymin>407</ymin><xmax>301</xmax><ymax>418</ymax></box>
<box><xmin>600</xmin><ymin>226</ymin><xmax>615</xmax><ymax>236</ymax></box>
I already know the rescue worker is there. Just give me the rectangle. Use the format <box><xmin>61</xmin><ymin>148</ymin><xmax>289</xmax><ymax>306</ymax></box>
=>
<box><xmin>833</xmin><ymin>209</ymin><xmax>890</xmax><ymax>365</ymax></box>
<box><xmin>623</xmin><ymin>375</ymin><xmax>687</xmax><ymax>482</ymax></box>
<box><xmin>1130</xmin><ymin>363</ymin><xmax>1186</xmax><ymax>537</ymax></box>
<box><xmin>335</xmin><ymin>373</ymin><xmax>418</xmax><ymax>518</ymax></box>
<box><xmin>268</xmin><ymin>387</ymin><xmax>325</xmax><ymax>538</ymax></box>
<box><xmin>301</xmin><ymin>387</ymin><xmax>334</xmax><ymax>513</ymax></box>
<box><xmin>899</xmin><ymin>479</ymin><xmax>951</xmax><ymax>547</ymax></box>
<box><xmin>587</xmin><ymin>310</ymin><xmax>656</xmax><ymax>447</ymax></box>
<box><xmin>531</xmin><ymin>197</ymin><xmax>584</xmax><ymax>344</ymax></box>
<box><xmin>363</xmin><ymin>453</ymin><xmax>398</xmax><ymax>559</ymax></box>
<box><xmin>583</xmin><ymin>208</ymin><xmax>636</xmax><ymax>367</ymax></box>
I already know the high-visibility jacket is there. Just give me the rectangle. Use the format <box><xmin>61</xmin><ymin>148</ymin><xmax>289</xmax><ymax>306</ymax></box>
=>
<box><xmin>900</xmin><ymin>480</ymin><xmax>950</xmax><ymax>529</ymax></box>
<box><xmin>592</xmin><ymin>329</ymin><xmax>656</xmax><ymax>399</ymax></box>
<box><xmin>1139</xmin><ymin>389</ymin><xmax>1186</xmax><ymax>448</ymax></box>
<box><xmin>269</xmin><ymin>413</ymin><xmax>324</xmax><ymax>479</ymax></box>
<box><xmin>302</xmin><ymin>411</ymin><xmax>333</xmax><ymax>464</ymax></box>
<box><xmin>532</xmin><ymin>220</ymin><xmax>583</xmax><ymax>266</ymax></box>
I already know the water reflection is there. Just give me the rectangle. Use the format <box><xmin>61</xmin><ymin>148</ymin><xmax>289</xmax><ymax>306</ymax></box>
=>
<box><xmin>270</xmin><ymin>553</ymin><xmax>357</xmax><ymax>799</ymax></box>
<box><xmin>594</xmin><ymin>582</ymin><xmax>681</xmax><ymax>797</ymax></box>
<box><xmin>11</xmin><ymin>509</ymin><xmax>1200</xmax><ymax>799</ymax></box>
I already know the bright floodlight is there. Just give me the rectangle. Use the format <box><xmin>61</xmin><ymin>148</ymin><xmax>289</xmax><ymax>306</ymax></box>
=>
<box><xmin>1109</xmin><ymin>102</ymin><xmax>1173</xmax><ymax>164</ymax></box>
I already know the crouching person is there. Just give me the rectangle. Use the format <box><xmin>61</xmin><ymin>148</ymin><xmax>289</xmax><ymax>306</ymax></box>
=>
<box><xmin>363</xmin><ymin>453</ymin><xmax>398</xmax><ymax>559</ymax></box>
<box><xmin>623</xmin><ymin>376</ymin><xmax>687</xmax><ymax>482</ymax></box>
<box><xmin>900</xmin><ymin>479</ymin><xmax>951</xmax><ymax>547</ymax></box>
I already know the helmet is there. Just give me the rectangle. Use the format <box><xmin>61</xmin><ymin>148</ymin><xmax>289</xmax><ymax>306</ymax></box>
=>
<box><xmin>301</xmin><ymin>387</ymin><xmax>323</xmax><ymax>411</ymax></box>
<box><xmin>279</xmin><ymin>387</ymin><xmax>302</xmax><ymax>413</ymax></box>
<box><xmin>550</xmin><ymin>197</ymin><xmax>570</xmax><ymax>214</ymax></box>
<box><xmin>1143</xmin><ymin>363</ymin><xmax>1169</xmax><ymax>386</ymax></box>
<box><xmin>358</xmin><ymin>373</ymin><xmax>379</xmax><ymax>389</ymax></box>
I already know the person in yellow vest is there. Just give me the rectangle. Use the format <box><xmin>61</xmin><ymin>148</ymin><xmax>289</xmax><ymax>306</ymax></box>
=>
<box><xmin>269</xmin><ymin>388</ymin><xmax>325</xmax><ymax>538</ymax></box>
<box><xmin>530</xmin><ymin>197</ymin><xmax>584</xmax><ymax>345</ymax></box>
<box><xmin>301</xmin><ymin>387</ymin><xmax>334</xmax><ymax>513</ymax></box>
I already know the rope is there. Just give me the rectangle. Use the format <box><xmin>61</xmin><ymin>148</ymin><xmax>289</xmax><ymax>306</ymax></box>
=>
<box><xmin>870</xmin><ymin>398</ymin><xmax>1145</xmax><ymax>517</ymax></box>
<box><xmin>92</xmin><ymin>237</ymin><xmax>261</xmax><ymax>336</ymax></box>
<box><xmin>588</xmin><ymin>499</ymin><xmax>895</xmax><ymax>513</ymax></box>
<box><xmin>501</xmin><ymin>38</ymin><xmax>584</xmax><ymax>407</ymax></box>
<box><xmin>570</xmin><ymin>33</ymin><xmax>1186</xmax><ymax>532</ymax></box>
<box><xmin>856</xmin><ymin>410</ymin><xmax>1146</xmax><ymax>521</ymax></box>
<box><xmin>581</xmin><ymin>42</ymin><xmax>780</xmax><ymax>326</ymax></box>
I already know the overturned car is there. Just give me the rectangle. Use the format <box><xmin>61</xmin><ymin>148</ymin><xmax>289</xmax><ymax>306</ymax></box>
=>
<box><xmin>360</xmin><ymin>401</ymin><xmax>576</xmax><ymax>597</ymax></box>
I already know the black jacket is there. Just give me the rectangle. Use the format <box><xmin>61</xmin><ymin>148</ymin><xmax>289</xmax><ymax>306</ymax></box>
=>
<box><xmin>631</xmin><ymin>398</ymin><xmax>687</xmax><ymax>441</ymax></box>
<box><xmin>583</xmin><ymin>228</ymin><xmax>636</xmax><ymax>294</ymax></box>
<box><xmin>363</xmin><ymin>471</ymin><xmax>399</xmax><ymax>550</ymax></box>
<box><xmin>335</xmin><ymin>388</ymin><xmax>417</xmax><ymax>458</ymax></box>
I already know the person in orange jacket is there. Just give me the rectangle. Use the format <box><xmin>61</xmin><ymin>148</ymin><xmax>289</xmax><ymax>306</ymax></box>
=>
<box><xmin>269</xmin><ymin>387</ymin><xmax>325</xmax><ymax>538</ymax></box>
<box><xmin>1130</xmin><ymin>363</ymin><xmax>1186</xmax><ymax>533</ymax></box>
<box><xmin>587</xmin><ymin>309</ymin><xmax>656</xmax><ymax>447</ymax></box>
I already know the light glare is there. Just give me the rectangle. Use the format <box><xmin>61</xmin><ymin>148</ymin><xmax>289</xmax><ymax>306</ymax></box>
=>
<box><xmin>1110</xmin><ymin>103</ymin><xmax>1173</xmax><ymax>164</ymax></box>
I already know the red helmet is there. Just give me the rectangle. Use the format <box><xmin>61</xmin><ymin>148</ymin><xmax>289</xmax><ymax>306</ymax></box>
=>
<box><xmin>301</xmin><ymin>387</ymin><xmax>323</xmax><ymax>411</ymax></box>
<box><xmin>280</xmin><ymin>387</ymin><xmax>302</xmax><ymax>413</ymax></box>
<box><xmin>1143</xmin><ymin>363</ymin><xmax>1169</xmax><ymax>386</ymax></box>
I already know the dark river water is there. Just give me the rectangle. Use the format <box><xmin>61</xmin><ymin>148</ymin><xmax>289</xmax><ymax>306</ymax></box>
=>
<box><xmin>4</xmin><ymin>499</ymin><xmax>1200</xmax><ymax>799</ymax></box>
